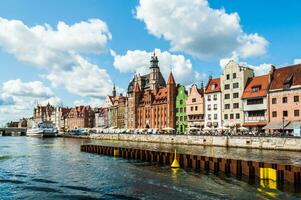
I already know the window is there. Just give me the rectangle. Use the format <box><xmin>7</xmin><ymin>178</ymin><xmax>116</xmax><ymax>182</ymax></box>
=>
<box><xmin>236</xmin><ymin>113</ymin><xmax>240</xmax><ymax>119</ymax></box>
<box><xmin>207</xmin><ymin>105</ymin><xmax>211</xmax><ymax>110</ymax></box>
<box><xmin>282</xmin><ymin>97</ymin><xmax>287</xmax><ymax>103</ymax></box>
<box><xmin>192</xmin><ymin>98</ymin><xmax>196</xmax><ymax>103</ymax></box>
<box><xmin>207</xmin><ymin>95</ymin><xmax>211</xmax><ymax>101</ymax></box>
<box><xmin>233</xmin><ymin>103</ymin><xmax>239</xmax><ymax>109</ymax></box>
<box><xmin>224</xmin><ymin>114</ymin><xmax>228</xmax><ymax>119</ymax></box>
<box><xmin>208</xmin><ymin>114</ymin><xmax>211</xmax><ymax>120</ymax></box>
<box><xmin>224</xmin><ymin>84</ymin><xmax>230</xmax><ymax>90</ymax></box>
<box><xmin>211</xmin><ymin>84</ymin><xmax>215</xmax><ymax>90</ymax></box>
<box><xmin>272</xmin><ymin>98</ymin><xmax>277</xmax><ymax>104</ymax></box>
<box><xmin>252</xmin><ymin>86</ymin><xmax>260</xmax><ymax>92</ymax></box>
<box><xmin>195</xmin><ymin>106</ymin><xmax>198</xmax><ymax>111</ymax></box>
<box><xmin>233</xmin><ymin>82</ymin><xmax>239</xmax><ymax>89</ymax></box>
<box><xmin>225</xmin><ymin>94</ymin><xmax>230</xmax><ymax>99</ymax></box>
<box><xmin>179</xmin><ymin>100</ymin><xmax>183</xmax><ymax>105</ymax></box>
<box><xmin>294</xmin><ymin>110</ymin><xmax>300</xmax><ymax>117</ymax></box>
<box><xmin>233</xmin><ymin>73</ymin><xmax>237</xmax><ymax>79</ymax></box>
<box><xmin>272</xmin><ymin>111</ymin><xmax>277</xmax><ymax>117</ymax></box>
<box><xmin>213</xmin><ymin>94</ymin><xmax>217</xmax><ymax>100</ymax></box>
<box><xmin>190</xmin><ymin>106</ymin><xmax>193</xmax><ymax>111</ymax></box>
<box><xmin>230</xmin><ymin>114</ymin><xmax>234</xmax><ymax>119</ymax></box>
<box><xmin>294</xmin><ymin>96</ymin><xmax>299</xmax><ymax>102</ymax></box>
<box><xmin>213</xmin><ymin>104</ymin><xmax>217</xmax><ymax>110</ymax></box>
<box><xmin>247</xmin><ymin>98</ymin><xmax>263</xmax><ymax>105</ymax></box>
<box><xmin>226</xmin><ymin>74</ymin><xmax>230</xmax><ymax>80</ymax></box>
<box><xmin>214</xmin><ymin>114</ymin><xmax>217</xmax><ymax>120</ymax></box>
<box><xmin>283</xmin><ymin>110</ymin><xmax>288</xmax><ymax>117</ymax></box>
<box><xmin>233</xmin><ymin>93</ymin><xmax>239</xmax><ymax>98</ymax></box>
<box><xmin>225</xmin><ymin>104</ymin><xmax>230</xmax><ymax>109</ymax></box>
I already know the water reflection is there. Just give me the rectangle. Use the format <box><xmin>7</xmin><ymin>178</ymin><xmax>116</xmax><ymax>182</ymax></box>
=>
<box><xmin>0</xmin><ymin>137</ymin><xmax>300</xmax><ymax>200</ymax></box>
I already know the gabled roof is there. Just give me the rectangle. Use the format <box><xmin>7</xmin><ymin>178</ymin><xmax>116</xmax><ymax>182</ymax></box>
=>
<box><xmin>242</xmin><ymin>75</ymin><xmax>269</xmax><ymax>99</ymax></box>
<box><xmin>205</xmin><ymin>78</ymin><xmax>220</xmax><ymax>94</ymax></box>
<box><xmin>270</xmin><ymin>64</ymin><xmax>301</xmax><ymax>90</ymax></box>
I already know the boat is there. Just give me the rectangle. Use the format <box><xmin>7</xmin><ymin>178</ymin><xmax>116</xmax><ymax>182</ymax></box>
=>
<box><xmin>26</xmin><ymin>121</ymin><xmax>58</xmax><ymax>137</ymax></box>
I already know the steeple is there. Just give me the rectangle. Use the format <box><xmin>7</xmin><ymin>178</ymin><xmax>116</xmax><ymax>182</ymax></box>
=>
<box><xmin>112</xmin><ymin>83</ymin><xmax>116</xmax><ymax>97</ymax></box>
<box><xmin>150</xmin><ymin>51</ymin><xmax>159</xmax><ymax>69</ymax></box>
<box><xmin>133</xmin><ymin>82</ymin><xmax>140</xmax><ymax>92</ymax></box>
<box><xmin>167</xmin><ymin>72</ymin><xmax>175</xmax><ymax>85</ymax></box>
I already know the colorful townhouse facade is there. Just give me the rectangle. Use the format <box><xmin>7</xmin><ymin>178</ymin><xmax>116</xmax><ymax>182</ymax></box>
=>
<box><xmin>65</xmin><ymin>106</ymin><xmax>94</xmax><ymax>130</ymax></box>
<box><xmin>186</xmin><ymin>83</ymin><xmax>205</xmax><ymax>131</ymax></box>
<box><xmin>127</xmin><ymin>53</ymin><xmax>177</xmax><ymax>130</ymax></box>
<box><xmin>110</xmin><ymin>94</ymin><xmax>127</xmax><ymax>128</ymax></box>
<box><xmin>176</xmin><ymin>85</ymin><xmax>188</xmax><ymax>134</ymax></box>
<box><xmin>265</xmin><ymin>64</ymin><xmax>301</xmax><ymax>134</ymax></box>
<box><xmin>241</xmin><ymin>74</ymin><xmax>269</xmax><ymax>131</ymax></box>
<box><xmin>33</xmin><ymin>103</ymin><xmax>55</xmax><ymax>123</ymax></box>
<box><xmin>221</xmin><ymin>60</ymin><xmax>254</xmax><ymax>129</ymax></box>
<box><xmin>204</xmin><ymin>77</ymin><xmax>222</xmax><ymax>130</ymax></box>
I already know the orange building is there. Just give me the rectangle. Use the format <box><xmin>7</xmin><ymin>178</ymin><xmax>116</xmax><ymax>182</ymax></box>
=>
<box><xmin>127</xmin><ymin>53</ymin><xmax>177</xmax><ymax>130</ymax></box>
<box><xmin>65</xmin><ymin>106</ymin><xmax>94</xmax><ymax>130</ymax></box>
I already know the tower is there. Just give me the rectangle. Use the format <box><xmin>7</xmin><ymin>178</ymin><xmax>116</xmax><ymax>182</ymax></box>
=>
<box><xmin>133</xmin><ymin>81</ymin><xmax>141</xmax><ymax>128</ymax></box>
<box><xmin>112</xmin><ymin>84</ymin><xmax>116</xmax><ymax>97</ymax></box>
<box><xmin>167</xmin><ymin>72</ymin><xmax>176</xmax><ymax>129</ymax></box>
<box><xmin>149</xmin><ymin>51</ymin><xmax>160</xmax><ymax>90</ymax></box>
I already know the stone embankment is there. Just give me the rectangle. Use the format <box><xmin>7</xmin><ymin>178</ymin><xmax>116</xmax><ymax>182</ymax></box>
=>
<box><xmin>90</xmin><ymin>134</ymin><xmax>301</xmax><ymax>151</ymax></box>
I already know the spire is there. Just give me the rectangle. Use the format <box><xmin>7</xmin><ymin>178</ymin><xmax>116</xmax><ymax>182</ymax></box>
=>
<box><xmin>150</xmin><ymin>50</ymin><xmax>159</xmax><ymax>69</ymax></box>
<box><xmin>112</xmin><ymin>83</ymin><xmax>116</xmax><ymax>97</ymax></box>
<box><xmin>167</xmin><ymin>72</ymin><xmax>175</xmax><ymax>85</ymax></box>
<box><xmin>133</xmin><ymin>82</ymin><xmax>140</xmax><ymax>92</ymax></box>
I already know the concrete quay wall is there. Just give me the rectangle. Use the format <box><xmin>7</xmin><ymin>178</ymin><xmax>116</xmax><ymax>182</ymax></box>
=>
<box><xmin>90</xmin><ymin>134</ymin><xmax>301</xmax><ymax>151</ymax></box>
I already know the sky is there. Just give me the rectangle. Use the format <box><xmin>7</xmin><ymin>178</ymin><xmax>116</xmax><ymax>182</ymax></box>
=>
<box><xmin>0</xmin><ymin>0</ymin><xmax>301</xmax><ymax>125</ymax></box>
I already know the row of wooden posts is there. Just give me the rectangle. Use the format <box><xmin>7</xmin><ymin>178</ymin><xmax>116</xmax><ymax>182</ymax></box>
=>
<box><xmin>80</xmin><ymin>144</ymin><xmax>301</xmax><ymax>185</ymax></box>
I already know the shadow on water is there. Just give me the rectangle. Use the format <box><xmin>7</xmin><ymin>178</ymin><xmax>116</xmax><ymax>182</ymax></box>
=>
<box><xmin>31</xmin><ymin>178</ymin><xmax>58</xmax><ymax>184</ymax></box>
<box><xmin>0</xmin><ymin>179</ymin><xmax>25</xmax><ymax>184</ymax></box>
<box><xmin>22</xmin><ymin>186</ymin><xmax>62</xmax><ymax>193</ymax></box>
<box><xmin>53</xmin><ymin>194</ymin><xmax>104</xmax><ymax>200</ymax></box>
<box><xmin>105</xmin><ymin>193</ymin><xmax>141</xmax><ymax>200</ymax></box>
<box><xmin>61</xmin><ymin>185</ymin><xmax>95</xmax><ymax>192</ymax></box>
<box><xmin>0</xmin><ymin>155</ymin><xmax>13</xmax><ymax>161</ymax></box>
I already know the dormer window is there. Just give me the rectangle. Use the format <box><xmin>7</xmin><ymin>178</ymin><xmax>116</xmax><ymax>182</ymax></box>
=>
<box><xmin>284</xmin><ymin>73</ymin><xmax>293</xmax><ymax>89</ymax></box>
<box><xmin>252</xmin><ymin>85</ymin><xmax>261</xmax><ymax>92</ymax></box>
<box><xmin>210</xmin><ymin>84</ymin><xmax>215</xmax><ymax>90</ymax></box>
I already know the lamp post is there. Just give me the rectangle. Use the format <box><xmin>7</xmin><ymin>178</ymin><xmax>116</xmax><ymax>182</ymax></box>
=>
<box><xmin>282</xmin><ymin>116</ymin><xmax>285</xmax><ymax>136</ymax></box>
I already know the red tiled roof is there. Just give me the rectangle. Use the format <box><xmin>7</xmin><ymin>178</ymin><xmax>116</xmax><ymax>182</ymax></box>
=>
<box><xmin>270</xmin><ymin>64</ymin><xmax>301</xmax><ymax>90</ymax></box>
<box><xmin>242</xmin><ymin>75</ymin><xmax>269</xmax><ymax>99</ymax></box>
<box><xmin>205</xmin><ymin>78</ymin><xmax>221</xmax><ymax>94</ymax></box>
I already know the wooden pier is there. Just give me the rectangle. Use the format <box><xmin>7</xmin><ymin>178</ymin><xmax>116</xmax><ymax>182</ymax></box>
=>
<box><xmin>81</xmin><ymin>144</ymin><xmax>301</xmax><ymax>185</ymax></box>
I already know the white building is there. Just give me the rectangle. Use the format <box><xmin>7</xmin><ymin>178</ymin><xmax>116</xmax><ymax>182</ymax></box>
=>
<box><xmin>204</xmin><ymin>77</ymin><xmax>222</xmax><ymax>130</ymax></box>
<box><xmin>221</xmin><ymin>60</ymin><xmax>254</xmax><ymax>128</ymax></box>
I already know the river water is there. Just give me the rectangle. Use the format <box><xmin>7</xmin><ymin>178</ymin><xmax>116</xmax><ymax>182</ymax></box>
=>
<box><xmin>0</xmin><ymin>137</ymin><xmax>300</xmax><ymax>200</ymax></box>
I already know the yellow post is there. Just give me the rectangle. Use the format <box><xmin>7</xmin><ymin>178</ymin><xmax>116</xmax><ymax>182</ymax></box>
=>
<box><xmin>114</xmin><ymin>148</ymin><xmax>119</xmax><ymax>157</ymax></box>
<box><xmin>171</xmin><ymin>149</ymin><xmax>180</xmax><ymax>168</ymax></box>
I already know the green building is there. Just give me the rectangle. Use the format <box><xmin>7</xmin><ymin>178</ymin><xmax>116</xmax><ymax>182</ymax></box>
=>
<box><xmin>176</xmin><ymin>85</ymin><xmax>188</xmax><ymax>134</ymax></box>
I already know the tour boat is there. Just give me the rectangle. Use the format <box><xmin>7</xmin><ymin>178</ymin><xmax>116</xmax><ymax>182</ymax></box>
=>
<box><xmin>26</xmin><ymin>122</ymin><xmax>58</xmax><ymax>137</ymax></box>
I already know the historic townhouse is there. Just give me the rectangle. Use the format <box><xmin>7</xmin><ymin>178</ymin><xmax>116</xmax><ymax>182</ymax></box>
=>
<box><xmin>176</xmin><ymin>85</ymin><xmax>188</xmax><ymax>134</ymax></box>
<box><xmin>104</xmin><ymin>86</ymin><xmax>116</xmax><ymax>128</ymax></box>
<box><xmin>265</xmin><ymin>64</ymin><xmax>301</xmax><ymax>134</ymax></box>
<box><xmin>127</xmin><ymin>53</ymin><xmax>176</xmax><ymax>129</ymax></box>
<box><xmin>33</xmin><ymin>103</ymin><xmax>55</xmax><ymax>123</ymax></box>
<box><xmin>221</xmin><ymin>60</ymin><xmax>254</xmax><ymax>129</ymax></box>
<box><xmin>94</xmin><ymin>107</ymin><xmax>108</xmax><ymax>128</ymax></box>
<box><xmin>204</xmin><ymin>76</ymin><xmax>222</xmax><ymax>130</ymax></box>
<box><xmin>186</xmin><ymin>83</ymin><xmax>205</xmax><ymax>130</ymax></box>
<box><xmin>51</xmin><ymin>107</ymin><xmax>71</xmax><ymax>132</ymax></box>
<box><xmin>241</xmin><ymin>74</ymin><xmax>269</xmax><ymax>131</ymax></box>
<box><xmin>65</xmin><ymin>106</ymin><xmax>94</xmax><ymax>130</ymax></box>
<box><xmin>110</xmin><ymin>94</ymin><xmax>127</xmax><ymax>128</ymax></box>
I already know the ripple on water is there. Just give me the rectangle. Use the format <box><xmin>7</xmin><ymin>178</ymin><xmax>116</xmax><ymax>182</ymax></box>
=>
<box><xmin>22</xmin><ymin>186</ymin><xmax>62</xmax><ymax>193</ymax></box>
<box><xmin>61</xmin><ymin>185</ymin><xmax>95</xmax><ymax>192</ymax></box>
<box><xmin>31</xmin><ymin>178</ymin><xmax>58</xmax><ymax>184</ymax></box>
<box><xmin>53</xmin><ymin>194</ymin><xmax>104</xmax><ymax>200</ymax></box>
<box><xmin>0</xmin><ymin>179</ymin><xmax>25</xmax><ymax>184</ymax></box>
<box><xmin>0</xmin><ymin>155</ymin><xmax>13</xmax><ymax>161</ymax></box>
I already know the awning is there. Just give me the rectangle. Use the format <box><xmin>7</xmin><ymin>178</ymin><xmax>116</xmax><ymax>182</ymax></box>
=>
<box><xmin>285</xmin><ymin>121</ymin><xmax>301</xmax><ymax>130</ymax></box>
<box><xmin>263</xmin><ymin>121</ymin><xmax>290</xmax><ymax>130</ymax></box>
<box><xmin>242</xmin><ymin>121</ymin><xmax>267</xmax><ymax>127</ymax></box>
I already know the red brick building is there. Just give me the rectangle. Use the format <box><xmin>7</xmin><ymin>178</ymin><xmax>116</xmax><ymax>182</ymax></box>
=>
<box><xmin>127</xmin><ymin>53</ymin><xmax>177</xmax><ymax>129</ymax></box>
<box><xmin>65</xmin><ymin>106</ymin><xmax>94</xmax><ymax>130</ymax></box>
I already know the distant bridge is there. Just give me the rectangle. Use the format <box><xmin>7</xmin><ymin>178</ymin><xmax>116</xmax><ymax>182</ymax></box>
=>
<box><xmin>0</xmin><ymin>128</ymin><xmax>27</xmax><ymax>136</ymax></box>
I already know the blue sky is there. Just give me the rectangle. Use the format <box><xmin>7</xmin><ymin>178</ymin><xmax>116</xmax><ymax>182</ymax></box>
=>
<box><xmin>0</xmin><ymin>0</ymin><xmax>300</xmax><ymax>124</ymax></box>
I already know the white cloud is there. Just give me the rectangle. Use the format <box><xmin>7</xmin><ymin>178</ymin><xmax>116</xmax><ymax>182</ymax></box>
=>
<box><xmin>0</xmin><ymin>17</ymin><xmax>111</xmax><ymax>69</ymax></box>
<box><xmin>0</xmin><ymin>17</ymin><xmax>115</xmax><ymax>99</ymax></box>
<box><xmin>135</xmin><ymin>0</ymin><xmax>268</xmax><ymax>59</ymax></box>
<box><xmin>73</xmin><ymin>98</ymin><xmax>105</xmax><ymax>108</ymax></box>
<box><xmin>294</xmin><ymin>58</ymin><xmax>301</xmax><ymax>64</ymax></box>
<box><xmin>0</xmin><ymin>79</ymin><xmax>61</xmax><ymax>124</ymax></box>
<box><xmin>111</xmin><ymin>48</ymin><xmax>205</xmax><ymax>85</ymax></box>
<box><xmin>219</xmin><ymin>53</ymin><xmax>271</xmax><ymax>76</ymax></box>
